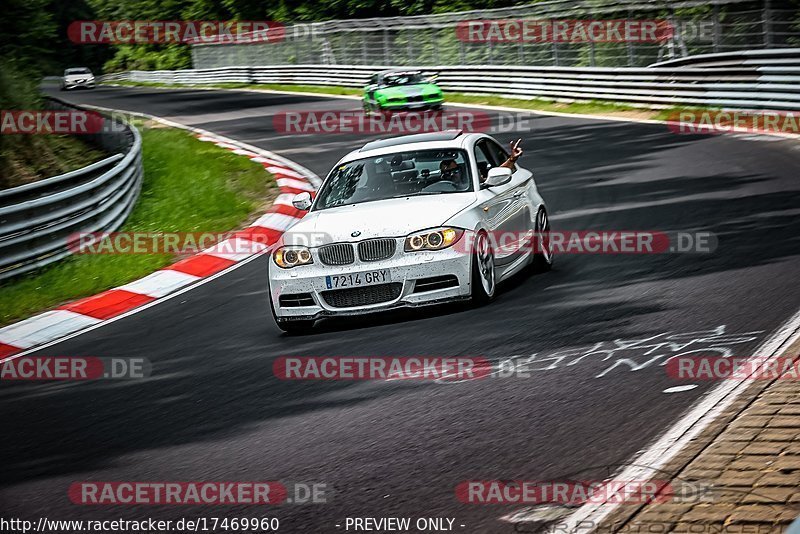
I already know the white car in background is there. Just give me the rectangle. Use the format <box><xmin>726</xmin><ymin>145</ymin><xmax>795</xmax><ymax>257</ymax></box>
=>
<box><xmin>61</xmin><ymin>67</ymin><xmax>95</xmax><ymax>90</ymax></box>
<box><xmin>267</xmin><ymin>130</ymin><xmax>553</xmax><ymax>333</ymax></box>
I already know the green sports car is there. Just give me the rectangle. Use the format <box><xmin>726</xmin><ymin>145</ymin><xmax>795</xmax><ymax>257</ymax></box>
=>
<box><xmin>363</xmin><ymin>70</ymin><xmax>444</xmax><ymax>113</ymax></box>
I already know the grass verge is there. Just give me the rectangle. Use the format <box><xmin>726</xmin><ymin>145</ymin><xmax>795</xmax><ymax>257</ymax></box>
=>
<box><xmin>104</xmin><ymin>80</ymin><xmax>658</xmax><ymax>119</ymax></box>
<box><xmin>108</xmin><ymin>80</ymin><xmax>362</xmax><ymax>97</ymax></box>
<box><xmin>0</xmin><ymin>124</ymin><xmax>277</xmax><ymax>326</ymax></box>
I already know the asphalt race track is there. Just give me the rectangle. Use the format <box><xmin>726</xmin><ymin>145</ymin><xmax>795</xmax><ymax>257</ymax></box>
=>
<box><xmin>2</xmin><ymin>85</ymin><xmax>800</xmax><ymax>532</ymax></box>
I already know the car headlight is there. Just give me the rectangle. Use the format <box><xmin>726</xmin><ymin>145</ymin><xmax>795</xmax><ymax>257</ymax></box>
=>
<box><xmin>273</xmin><ymin>246</ymin><xmax>313</xmax><ymax>268</ymax></box>
<box><xmin>404</xmin><ymin>227</ymin><xmax>464</xmax><ymax>252</ymax></box>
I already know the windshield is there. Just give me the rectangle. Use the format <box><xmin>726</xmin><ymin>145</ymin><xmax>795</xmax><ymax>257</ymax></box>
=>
<box><xmin>383</xmin><ymin>72</ymin><xmax>424</xmax><ymax>86</ymax></box>
<box><xmin>314</xmin><ymin>149</ymin><xmax>473</xmax><ymax>211</ymax></box>
<box><xmin>65</xmin><ymin>68</ymin><xmax>92</xmax><ymax>75</ymax></box>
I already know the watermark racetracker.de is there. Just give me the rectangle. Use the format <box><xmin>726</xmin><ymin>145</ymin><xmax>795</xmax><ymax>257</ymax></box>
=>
<box><xmin>455</xmin><ymin>19</ymin><xmax>673</xmax><ymax>43</ymax></box>
<box><xmin>666</xmin><ymin>110</ymin><xmax>800</xmax><ymax>136</ymax></box>
<box><xmin>67</xmin><ymin>20</ymin><xmax>285</xmax><ymax>44</ymax></box>
<box><xmin>273</xmin><ymin>110</ymin><xmax>535</xmax><ymax>135</ymax></box>
<box><xmin>68</xmin><ymin>481</ymin><xmax>329</xmax><ymax>505</ymax></box>
<box><xmin>0</xmin><ymin>357</ymin><xmax>150</xmax><ymax>380</ymax></box>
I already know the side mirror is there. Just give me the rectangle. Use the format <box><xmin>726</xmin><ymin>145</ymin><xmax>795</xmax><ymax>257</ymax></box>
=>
<box><xmin>292</xmin><ymin>191</ymin><xmax>312</xmax><ymax>211</ymax></box>
<box><xmin>483</xmin><ymin>167</ymin><xmax>512</xmax><ymax>188</ymax></box>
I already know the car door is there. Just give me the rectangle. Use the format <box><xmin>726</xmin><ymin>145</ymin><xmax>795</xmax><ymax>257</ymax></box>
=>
<box><xmin>484</xmin><ymin>139</ymin><xmax>534</xmax><ymax>247</ymax></box>
<box><xmin>473</xmin><ymin>139</ymin><xmax>520</xmax><ymax>266</ymax></box>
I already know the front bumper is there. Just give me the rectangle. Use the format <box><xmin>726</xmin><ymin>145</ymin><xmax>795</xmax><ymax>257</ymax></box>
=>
<box><xmin>380</xmin><ymin>99</ymin><xmax>444</xmax><ymax>111</ymax></box>
<box><xmin>62</xmin><ymin>80</ymin><xmax>95</xmax><ymax>90</ymax></box>
<box><xmin>269</xmin><ymin>244</ymin><xmax>472</xmax><ymax>320</ymax></box>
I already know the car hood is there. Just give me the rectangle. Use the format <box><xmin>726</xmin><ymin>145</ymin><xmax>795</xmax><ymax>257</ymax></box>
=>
<box><xmin>378</xmin><ymin>84</ymin><xmax>440</xmax><ymax>99</ymax></box>
<box><xmin>65</xmin><ymin>74</ymin><xmax>93</xmax><ymax>81</ymax></box>
<box><xmin>284</xmin><ymin>194</ymin><xmax>475</xmax><ymax>245</ymax></box>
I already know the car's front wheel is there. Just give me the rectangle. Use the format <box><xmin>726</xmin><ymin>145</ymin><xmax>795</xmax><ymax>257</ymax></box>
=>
<box><xmin>470</xmin><ymin>231</ymin><xmax>496</xmax><ymax>305</ymax></box>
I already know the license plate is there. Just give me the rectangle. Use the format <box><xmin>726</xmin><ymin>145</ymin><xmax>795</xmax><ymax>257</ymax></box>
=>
<box><xmin>325</xmin><ymin>269</ymin><xmax>391</xmax><ymax>289</ymax></box>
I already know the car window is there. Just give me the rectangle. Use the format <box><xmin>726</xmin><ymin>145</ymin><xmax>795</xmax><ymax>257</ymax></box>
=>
<box><xmin>314</xmin><ymin>149</ymin><xmax>473</xmax><ymax>210</ymax></box>
<box><xmin>384</xmin><ymin>72</ymin><xmax>423</xmax><ymax>86</ymax></box>
<box><xmin>474</xmin><ymin>140</ymin><xmax>494</xmax><ymax>182</ymax></box>
<box><xmin>485</xmin><ymin>139</ymin><xmax>509</xmax><ymax>167</ymax></box>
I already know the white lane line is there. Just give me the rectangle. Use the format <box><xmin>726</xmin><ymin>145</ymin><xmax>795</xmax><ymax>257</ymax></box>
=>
<box><xmin>277</xmin><ymin>177</ymin><xmax>316</xmax><ymax>192</ymax></box>
<box><xmin>663</xmin><ymin>385</ymin><xmax>699</xmax><ymax>393</ymax></box>
<box><xmin>118</xmin><ymin>270</ymin><xmax>202</xmax><ymax>298</ymax></box>
<box><xmin>203</xmin><ymin>237</ymin><xmax>270</xmax><ymax>261</ymax></box>
<box><xmin>266</xmin><ymin>166</ymin><xmax>306</xmax><ymax>179</ymax></box>
<box><xmin>230</xmin><ymin>148</ymin><xmax>258</xmax><ymax>156</ymax></box>
<box><xmin>249</xmin><ymin>156</ymin><xmax>285</xmax><ymax>166</ymax></box>
<box><xmin>0</xmin><ymin>248</ymin><xmax>270</xmax><ymax>363</ymax></box>
<box><xmin>0</xmin><ymin>311</ymin><xmax>101</xmax><ymax>349</ymax></box>
<box><xmin>551</xmin><ymin>306</ymin><xmax>800</xmax><ymax>532</ymax></box>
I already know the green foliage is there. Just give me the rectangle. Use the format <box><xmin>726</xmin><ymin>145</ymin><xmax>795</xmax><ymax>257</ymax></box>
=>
<box><xmin>0</xmin><ymin>126</ymin><xmax>277</xmax><ymax>325</ymax></box>
<box><xmin>0</xmin><ymin>61</ymin><xmax>106</xmax><ymax>189</ymax></box>
<box><xmin>103</xmin><ymin>44</ymin><xmax>193</xmax><ymax>72</ymax></box>
<box><xmin>0</xmin><ymin>0</ymin><xmax>57</xmax><ymax>70</ymax></box>
<box><xmin>57</xmin><ymin>0</ymin><xmax>535</xmax><ymax>72</ymax></box>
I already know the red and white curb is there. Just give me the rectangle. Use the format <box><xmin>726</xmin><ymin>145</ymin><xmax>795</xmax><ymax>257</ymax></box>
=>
<box><xmin>0</xmin><ymin>114</ymin><xmax>320</xmax><ymax>360</ymax></box>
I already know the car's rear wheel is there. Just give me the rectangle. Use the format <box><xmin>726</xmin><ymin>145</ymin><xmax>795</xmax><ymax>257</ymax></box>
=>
<box><xmin>470</xmin><ymin>231</ymin><xmax>496</xmax><ymax>305</ymax></box>
<box><xmin>532</xmin><ymin>207</ymin><xmax>553</xmax><ymax>272</ymax></box>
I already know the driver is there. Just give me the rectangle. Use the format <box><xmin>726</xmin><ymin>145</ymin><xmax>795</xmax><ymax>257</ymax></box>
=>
<box><xmin>440</xmin><ymin>140</ymin><xmax>525</xmax><ymax>184</ymax></box>
<box><xmin>439</xmin><ymin>159</ymin><xmax>464</xmax><ymax>186</ymax></box>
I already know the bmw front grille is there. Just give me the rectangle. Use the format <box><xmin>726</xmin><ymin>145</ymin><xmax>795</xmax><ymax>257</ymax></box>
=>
<box><xmin>357</xmin><ymin>238</ymin><xmax>396</xmax><ymax>262</ymax></box>
<box><xmin>319</xmin><ymin>243</ymin><xmax>355</xmax><ymax>266</ymax></box>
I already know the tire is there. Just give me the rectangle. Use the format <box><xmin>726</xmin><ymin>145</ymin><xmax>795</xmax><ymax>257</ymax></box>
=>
<box><xmin>470</xmin><ymin>231</ymin><xmax>496</xmax><ymax>305</ymax></box>
<box><xmin>532</xmin><ymin>207</ymin><xmax>553</xmax><ymax>273</ymax></box>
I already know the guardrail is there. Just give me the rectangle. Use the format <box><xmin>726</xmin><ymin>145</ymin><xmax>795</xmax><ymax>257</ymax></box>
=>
<box><xmin>102</xmin><ymin>49</ymin><xmax>800</xmax><ymax>111</ymax></box>
<box><xmin>651</xmin><ymin>48</ymin><xmax>800</xmax><ymax>68</ymax></box>
<box><xmin>0</xmin><ymin>99</ymin><xmax>143</xmax><ymax>280</ymax></box>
